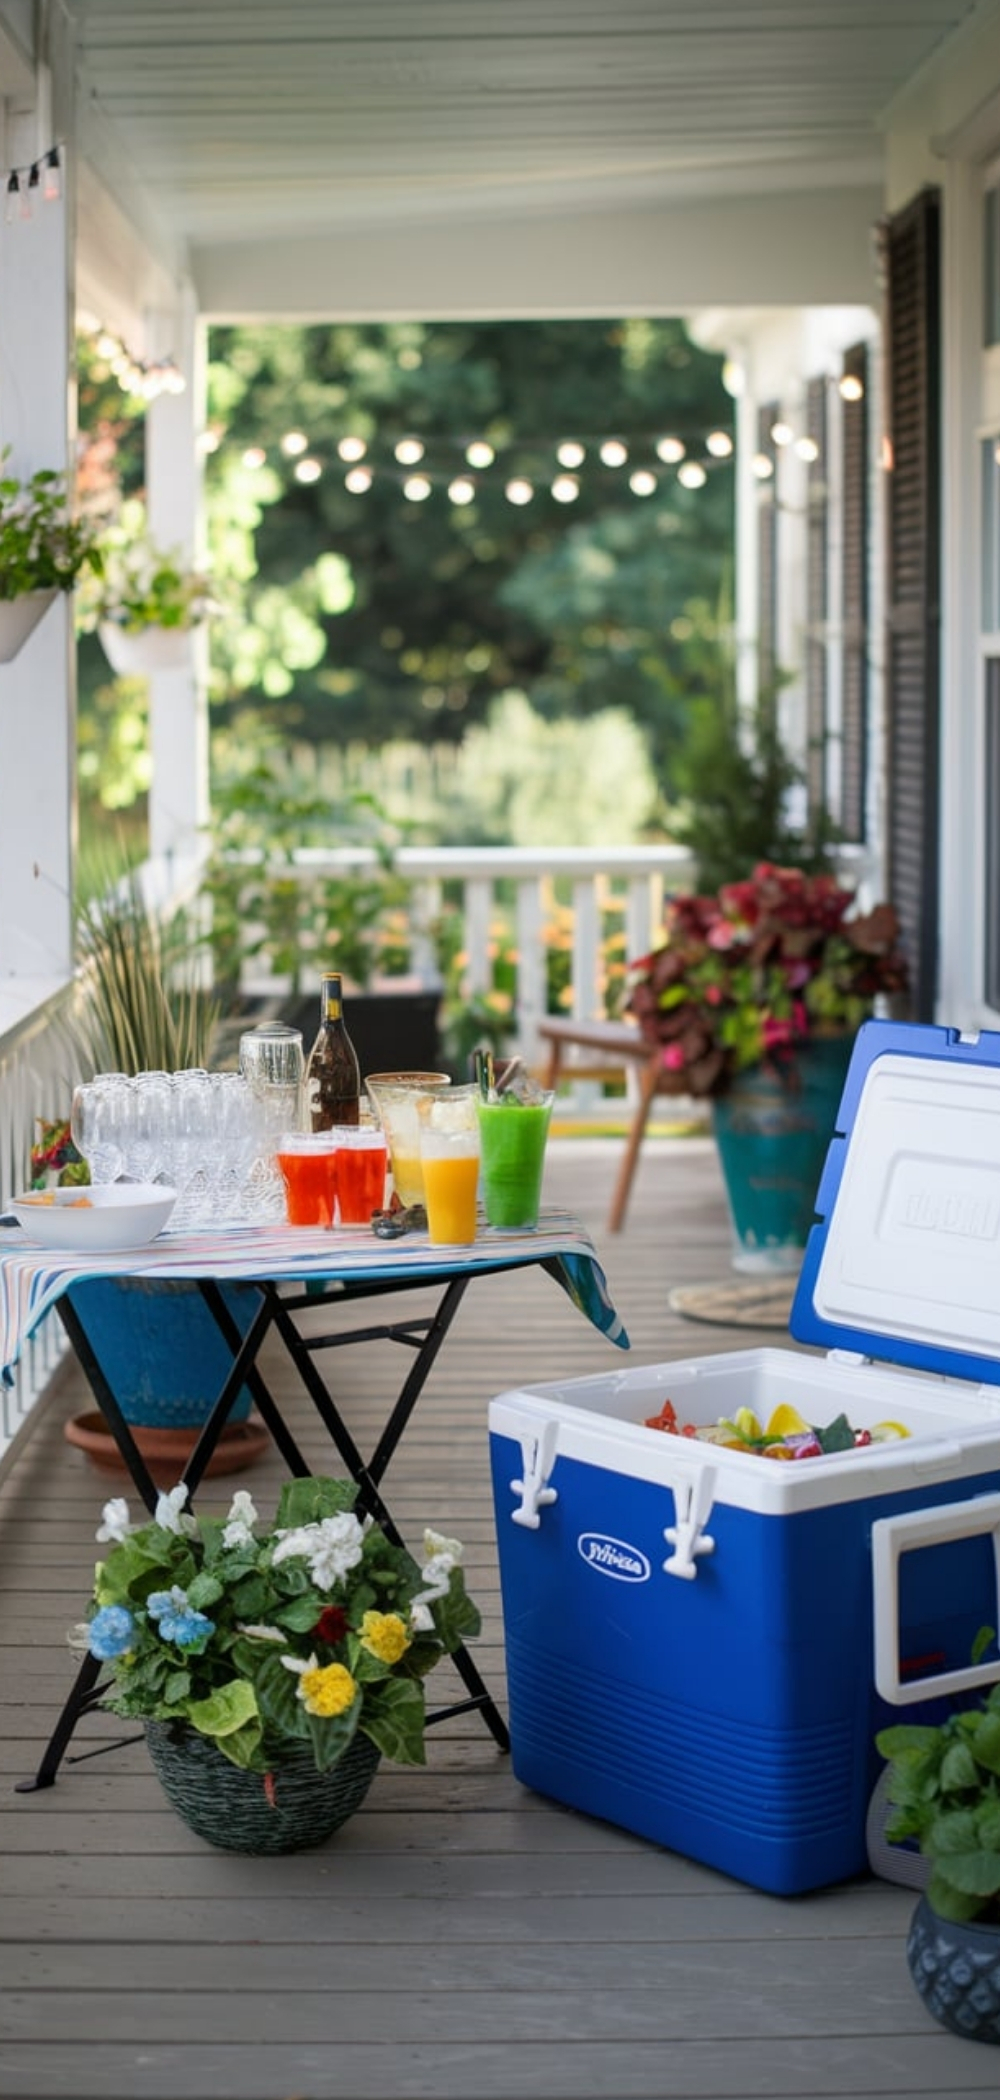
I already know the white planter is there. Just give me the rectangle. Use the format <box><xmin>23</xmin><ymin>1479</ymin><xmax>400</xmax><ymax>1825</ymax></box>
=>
<box><xmin>0</xmin><ymin>589</ymin><xmax>58</xmax><ymax>663</ymax></box>
<box><xmin>98</xmin><ymin>621</ymin><xmax>191</xmax><ymax>675</ymax></box>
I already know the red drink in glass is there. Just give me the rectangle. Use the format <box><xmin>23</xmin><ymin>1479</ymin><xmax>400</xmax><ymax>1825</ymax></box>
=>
<box><xmin>275</xmin><ymin>1135</ymin><xmax>338</xmax><ymax>1226</ymax></box>
<box><xmin>333</xmin><ymin>1130</ymin><xmax>387</xmax><ymax>1224</ymax></box>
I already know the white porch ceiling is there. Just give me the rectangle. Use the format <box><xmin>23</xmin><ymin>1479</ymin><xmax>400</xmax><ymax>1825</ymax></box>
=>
<box><xmin>55</xmin><ymin>0</ymin><xmax>986</xmax><ymax>320</ymax></box>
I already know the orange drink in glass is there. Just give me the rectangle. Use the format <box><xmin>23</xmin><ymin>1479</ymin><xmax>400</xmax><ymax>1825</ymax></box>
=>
<box><xmin>417</xmin><ymin>1088</ymin><xmax>480</xmax><ymax>1245</ymax></box>
<box><xmin>275</xmin><ymin>1132</ymin><xmax>338</xmax><ymax>1227</ymax></box>
<box><xmin>332</xmin><ymin>1127</ymin><xmax>388</xmax><ymax>1225</ymax></box>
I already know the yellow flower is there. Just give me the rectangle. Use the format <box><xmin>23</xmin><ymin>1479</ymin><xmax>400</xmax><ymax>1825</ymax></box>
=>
<box><xmin>297</xmin><ymin>1660</ymin><xmax>358</xmax><ymax>1717</ymax></box>
<box><xmin>359</xmin><ymin>1610</ymin><xmax>411</xmax><ymax>1665</ymax></box>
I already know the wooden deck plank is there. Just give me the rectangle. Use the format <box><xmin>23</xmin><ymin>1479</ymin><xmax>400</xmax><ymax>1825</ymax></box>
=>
<box><xmin>1</xmin><ymin>1134</ymin><xmax>994</xmax><ymax>2099</ymax></box>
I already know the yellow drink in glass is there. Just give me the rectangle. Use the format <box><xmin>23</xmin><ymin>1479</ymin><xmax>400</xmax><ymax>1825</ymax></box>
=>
<box><xmin>420</xmin><ymin>1153</ymin><xmax>479</xmax><ymax>1244</ymax></box>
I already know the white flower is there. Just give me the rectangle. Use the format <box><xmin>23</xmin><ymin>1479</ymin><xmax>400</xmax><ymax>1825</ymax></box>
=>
<box><xmin>154</xmin><ymin>1483</ymin><xmax>198</xmax><ymax>1537</ymax></box>
<box><xmin>66</xmin><ymin>1620</ymin><xmax>92</xmax><ymax>1653</ymax></box>
<box><xmin>96</xmin><ymin>1496</ymin><xmax>132</xmax><ymax>1544</ymax></box>
<box><xmin>409</xmin><ymin>1602</ymin><xmax>435</xmax><ymax>1634</ymax></box>
<box><xmin>279</xmin><ymin>1651</ymin><xmax>315</xmax><ymax>1678</ymax></box>
<box><xmin>222</xmin><ymin>1489</ymin><xmax>258</xmax><ymax>1549</ymax></box>
<box><xmin>272</xmin><ymin>1512</ymin><xmax>365</xmax><ymax>1589</ymax></box>
<box><xmin>421</xmin><ymin>1527</ymin><xmax>464</xmax><ymax>1580</ymax></box>
<box><xmin>235</xmin><ymin>1623</ymin><xmax>286</xmax><ymax>1643</ymax></box>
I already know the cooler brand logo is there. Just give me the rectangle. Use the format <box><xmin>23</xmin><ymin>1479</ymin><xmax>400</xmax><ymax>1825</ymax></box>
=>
<box><xmin>900</xmin><ymin>1187</ymin><xmax>1000</xmax><ymax>1241</ymax></box>
<box><xmin>577</xmin><ymin>1532</ymin><xmax>650</xmax><ymax>1582</ymax></box>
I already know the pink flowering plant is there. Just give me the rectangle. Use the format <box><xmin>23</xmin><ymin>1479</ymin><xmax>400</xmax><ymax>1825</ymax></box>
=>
<box><xmin>78</xmin><ymin>1475</ymin><xmax>480</xmax><ymax>1775</ymax></box>
<box><xmin>625</xmin><ymin>861</ymin><xmax>908</xmax><ymax>1098</ymax></box>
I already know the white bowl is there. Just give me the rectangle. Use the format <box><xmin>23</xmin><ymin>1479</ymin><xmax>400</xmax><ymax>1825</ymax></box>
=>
<box><xmin>10</xmin><ymin>1183</ymin><xmax>178</xmax><ymax>1252</ymax></box>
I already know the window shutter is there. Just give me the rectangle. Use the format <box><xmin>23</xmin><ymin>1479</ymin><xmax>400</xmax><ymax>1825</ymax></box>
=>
<box><xmin>883</xmin><ymin>187</ymin><xmax>940</xmax><ymax>1020</ymax></box>
<box><xmin>805</xmin><ymin>376</ymin><xmax>828</xmax><ymax>817</ymax></box>
<box><xmin>840</xmin><ymin>342</ymin><xmax>869</xmax><ymax>842</ymax></box>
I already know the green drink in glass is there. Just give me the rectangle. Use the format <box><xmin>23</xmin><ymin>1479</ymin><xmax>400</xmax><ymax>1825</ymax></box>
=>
<box><xmin>476</xmin><ymin>1089</ymin><xmax>554</xmax><ymax>1229</ymax></box>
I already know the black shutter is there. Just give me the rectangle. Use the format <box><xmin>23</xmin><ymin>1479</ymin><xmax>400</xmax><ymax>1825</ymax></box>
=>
<box><xmin>883</xmin><ymin>187</ymin><xmax>940</xmax><ymax>1020</ymax></box>
<box><xmin>805</xmin><ymin>376</ymin><xmax>828</xmax><ymax>816</ymax></box>
<box><xmin>840</xmin><ymin>343</ymin><xmax>868</xmax><ymax>842</ymax></box>
<box><xmin>756</xmin><ymin>402</ymin><xmax>778</xmax><ymax>692</ymax></box>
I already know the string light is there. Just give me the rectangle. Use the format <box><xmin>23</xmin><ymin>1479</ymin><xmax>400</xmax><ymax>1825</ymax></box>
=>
<box><xmin>678</xmin><ymin>461</ymin><xmax>707</xmax><ymax>489</ymax></box>
<box><xmin>447</xmin><ymin>477</ymin><xmax>476</xmax><ymax>505</ymax></box>
<box><xmin>0</xmin><ymin>142</ymin><xmax>62</xmax><ymax>223</ymax></box>
<box><xmin>770</xmin><ymin>421</ymin><xmax>793</xmax><ymax>447</ymax></box>
<box><xmin>281</xmin><ymin>430</ymin><xmax>308</xmax><ymax>457</ymax></box>
<box><xmin>751</xmin><ymin>453</ymin><xmax>775</xmax><ymax>480</ymax></box>
<box><xmin>839</xmin><ymin>373</ymin><xmax>864</xmax><ymax>403</ymax></box>
<box><xmin>345</xmin><ymin>467</ymin><xmax>373</xmax><ymax>494</ymax></box>
<box><xmin>551</xmin><ymin>474</ymin><xmax>580</xmax><ymax>503</ymax></box>
<box><xmin>557</xmin><ymin>441</ymin><xmax>585</xmax><ymax>468</ymax></box>
<box><xmin>242</xmin><ymin>446</ymin><xmax>267</xmax><ymax>469</ymax></box>
<box><xmin>82</xmin><ymin>322</ymin><xmax>187</xmax><ymax>400</ymax></box>
<box><xmin>599</xmin><ymin>438</ymin><xmax>628</xmax><ymax>467</ymax></box>
<box><xmin>337</xmin><ymin>436</ymin><xmax>367</xmax><ymax>461</ymax></box>
<box><xmin>706</xmin><ymin>430</ymin><xmax>733</xmax><ymax>458</ymax></box>
<box><xmin>655</xmin><ymin>436</ymin><xmax>685</xmax><ymax>464</ymax></box>
<box><xmin>293</xmin><ymin>457</ymin><xmax>323</xmax><ymax>483</ymax></box>
<box><xmin>403</xmin><ymin>474</ymin><xmax>432</xmax><ymax>501</ymax></box>
<box><xmin>794</xmin><ymin>436</ymin><xmax>820</xmax><ymax>463</ymax></box>
<box><xmin>465</xmin><ymin>440</ymin><xmax>495</xmax><ymax>469</ymax></box>
<box><xmin>629</xmin><ymin>469</ymin><xmax>657</xmax><ymax>497</ymax></box>
<box><xmin>505</xmin><ymin>478</ymin><xmax>534</xmax><ymax>506</ymax></box>
<box><xmin>395</xmin><ymin>437</ymin><xmax>425</xmax><ymax>465</ymax></box>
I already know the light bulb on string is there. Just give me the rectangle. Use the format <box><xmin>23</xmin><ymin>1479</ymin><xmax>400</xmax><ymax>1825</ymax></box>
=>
<box><xmin>557</xmin><ymin>440</ymin><xmax>585</xmax><ymax>468</ymax></box>
<box><xmin>42</xmin><ymin>147</ymin><xmax>61</xmax><ymax>203</ymax></box>
<box><xmin>345</xmin><ymin>467</ymin><xmax>373</xmax><ymax>494</ymax></box>
<box><xmin>160</xmin><ymin>361</ymin><xmax>187</xmax><ymax>395</ymax></box>
<box><xmin>551</xmin><ymin>474</ymin><xmax>579</xmax><ymax>503</ymax></box>
<box><xmin>505</xmin><ymin>478</ymin><xmax>534</xmax><ymax>506</ymax></box>
<box><xmin>705</xmin><ymin>430</ymin><xmax>733</xmax><ymax>458</ymax></box>
<box><xmin>280</xmin><ymin>430</ymin><xmax>308</xmax><ymax>457</ymax></box>
<box><xmin>794</xmin><ymin>436</ymin><xmax>820</xmax><ymax>464</ymax></box>
<box><xmin>599</xmin><ymin>438</ymin><xmax>628</xmax><ymax>468</ymax></box>
<box><xmin>337</xmin><ymin>436</ymin><xmax>367</xmax><ymax>462</ymax></box>
<box><xmin>403</xmin><ymin>474</ymin><xmax>432</xmax><ymax>501</ymax></box>
<box><xmin>294</xmin><ymin>457</ymin><xmax>323</xmax><ymax>484</ymax></box>
<box><xmin>4</xmin><ymin>172</ymin><xmax>19</xmax><ymax>224</ymax></box>
<box><xmin>465</xmin><ymin>440</ymin><xmax>495</xmax><ymax>470</ymax></box>
<box><xmin>677</xmin><ymin>461</ymin><xmax>707</xmax><ymax>489</ymax></box>
<box><xmin>241</xmin><ymin>445</ymin><xmax>266</xmax><ymax>468</ymax></box>
<box><xmin>395</xmin><ymin>437</ymin><xmax>425</xmax><ymax>466</ymax></box>
<box><xmin>751</xmin><ymin>453</ymin><xmax>775</xmax><ymax>480</ymax></box>
<box><xmin>722</xmin><ymin>358</ymin><xmax>745</xmax><ymax>398</ymax></box>
<box><xmin>655</xmin><ymin>436</ymin><xmax>685</xmax><ymax>464</ymax></box>
<box><xmin>839</xmin><ymin>373</ymin><xmax>864</xmax><ymax>403</ymax></box>
<box><xmin>770</xmin><ymin>421</ymin><xmax>793</xmax><ymax>447</ymax></box>
<box><xmin>447</xmin><ymin>477</ymin><xmax>476</xmax><ymax>505</ymax></box>
<box><xmin>629</xmin><ymin>469</ymin><xmax>657</xmax><ymax>497</ymax></box>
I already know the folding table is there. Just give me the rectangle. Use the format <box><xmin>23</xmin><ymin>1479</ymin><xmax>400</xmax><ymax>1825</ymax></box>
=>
<box><xmin>0</xmin><ymin>1207</ymin><xmax>628</xmax><ymax>1789</ymax></box>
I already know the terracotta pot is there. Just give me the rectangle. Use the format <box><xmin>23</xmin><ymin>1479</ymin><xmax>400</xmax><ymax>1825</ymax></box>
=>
<box><xmin>63</xmin><ymin>1409</ymin><xmax>269</xmax><ymax>1483</ymax></box>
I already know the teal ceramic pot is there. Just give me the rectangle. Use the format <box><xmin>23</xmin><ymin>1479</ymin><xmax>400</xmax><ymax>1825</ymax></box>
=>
<box><xmin>906</xmin><ymin>1893</ymin><xmax>1000</xmax><ymax>2043</ymax></box>
<box><xmin>63</xmin><ymin>1276</ymin><xmax>259</xmax><ymax>1427</ymax></box>
<box><xmin>709</xmin><ymin>1034</ymin><xmax>854</xmax><ymax>1274</ymax></box>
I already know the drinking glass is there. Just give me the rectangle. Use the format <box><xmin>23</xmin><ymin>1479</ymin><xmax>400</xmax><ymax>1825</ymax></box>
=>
<box><xmin>331</xmin><ymin>1127</ymin><xmax>388</xmax><ymax>1225</ymax></box>
<box><xmin>127</xmin><ymin>1069</ymin><xmax>175</xmax><ymax>1184</ymax></box>
<box><xmin>417</xmin><ymin>1086</ymin><xmax>480</xmax><ymax>1245</ymax></box>
<box><xmin>365</xmin><ymin>1072</ymin><xmax>451</xmax><ymax>1207</ymax></box>
<box><xmin>239</xmin><ymin>1024</ymin><xmax>304</xmax><ymax>1135</ymax></box>
<box><xmin>275</xmin><ymin>1131</ymin><xmax>339</xmax><ymax>1227</ymax></box>
<box><xmin>70</xmin><ymin>1074</ymin><xmax>129</xmax><ymax>1185</ymax></box>
<box><xmin>475</xmin><ymin>1087</ymin><xmax>555</xmax><ymax>1228</ymax></box>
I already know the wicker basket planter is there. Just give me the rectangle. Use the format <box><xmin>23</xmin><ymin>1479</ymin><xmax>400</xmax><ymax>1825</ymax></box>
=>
<box><xmin>146</xmin><ymin>1720</ymin><xmax>381</xmax><ymax>1853</ymax></box>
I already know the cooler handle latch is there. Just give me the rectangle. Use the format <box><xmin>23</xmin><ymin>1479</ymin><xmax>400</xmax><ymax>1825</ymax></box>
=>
<box><xmin>510</xmin><ymin>1416</ymin><xmax>559</xmax><ymax>1529</ymax></box>
<box><xmin>872</xmin><ymin>1493</ymin><xmax>1000</xmax><ymax>1705</ymax></box>
<box><xmin>663</xmin><ymin>1467</ymin><xmax>716</xmax><ymax>1581</ymax></box>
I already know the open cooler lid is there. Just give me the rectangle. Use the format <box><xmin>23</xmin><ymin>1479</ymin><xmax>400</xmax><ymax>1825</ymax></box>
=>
<box><xmin>790</xmin><ymin>1017</ymin><xmax>1000</xmax><ymax>1387</ymax></box>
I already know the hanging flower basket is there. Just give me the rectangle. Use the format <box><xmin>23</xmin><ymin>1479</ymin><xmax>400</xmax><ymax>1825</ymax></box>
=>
<box><xmin>0</xmin><ymin>588</ymin><xmax>58</xmax><ymax>662</ymax></box>
<box><xmin>146</xmin><ymin>1718</ymin><xmax>381</xmax><ymax>1852</ymax></box>
<box><xmin>98</xmin><ymin>620</ymin><xmax>191</xmax><ymax>676</ymax></box>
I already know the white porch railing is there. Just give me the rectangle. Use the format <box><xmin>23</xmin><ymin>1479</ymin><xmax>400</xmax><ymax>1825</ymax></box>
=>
<box><xmin>0</xmin><ymin>982</ymin><xmax>79</xmax><ymax>1458</ymax></box>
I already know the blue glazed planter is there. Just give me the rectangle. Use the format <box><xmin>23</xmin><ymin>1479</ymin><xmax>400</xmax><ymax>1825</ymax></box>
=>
<box><xmin>907</xmin><ymin>1894</ymin><xmax>1000</xmax><ymax>2043</ymax></box>
<box><xmin>710</xmin><ymin>1035</ymin><xmax>854</xmax><ymax>1274</ymax></box>
<box><xmin>64</xmin><ymin>1276</ymin><xmax>259</xmax><ymax>1428</ymax></box>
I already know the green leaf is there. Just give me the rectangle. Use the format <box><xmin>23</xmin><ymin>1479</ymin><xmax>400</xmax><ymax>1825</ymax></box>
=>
<box><xmin>816</xmin><ymin>1412</ymin><xmax>855</xmax><ymax>1454</ymax></box>
<box><xmin>253</xmin><ymin>1650</ymin><xmax>311</xmax><ymax>1743</ymax></box>
<box><xmin>272</xmin><ymin>1592</ymin><xmax>328</xmax><ymax>1633</ymax></box>
<box><xmin>940</xmin><ymin>1741</ymin><xmax>980</xmax><ymax>1791</ymax></box>
<box><xmin>875</xmin><ymin>1725</ymin><xmax>943</xmax><ymax>1759</ymax></box>
<box><xmin>926</xmin><ymin>1870</ymin><xmax>988</xmax><ymax>1922</ymax></box>
<box><xmin>929</xmin><ymin>1808</ymin><xmax>980</xmax><ymax>1855</ymax></box>
<box><xmin>274</xmin><ymin>1477</ymin><xmax>358</xmax><ymax>1529</ymax></box>
<box><xmin>977</xmin><ymin>1798</ymin><xmax>1000</xmax><ymax>1851</ymax></box>
<box><xmin>307</xmin><ymin>1705</ymin><xmax>361</xmax><ymax>1773</ymax></box>
<box><xmin>969</xmin><ymin>1713</ymin><xmax>1000</xmax><ymax>1776</ymax></box>
<box><xmin>929</xmin><ymin>1852</ymin><xmax>1000</xmax><ymax>1898</ymax></box>
<box><xmin>429</xmin><ymin>1572</ymin><xmax>482</xmax><ymax>1651</ymax></box>
<box><xmin>186</xmin><ymin>1677</ymin><xmax>260</xmax><ymax>1739</ymax></box>
<box><xmin>210</xmin><ymin>1720</ymin><xmax>263</xmax><ymax>1771</ymax></box>
<box><xmin>361</xmin><ymin>1678</ymin><xmax>427</xmax><ymax>1765</ymax></box>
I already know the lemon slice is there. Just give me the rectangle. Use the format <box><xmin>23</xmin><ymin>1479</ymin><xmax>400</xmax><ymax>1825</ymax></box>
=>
<box><xmin>731</xmin><ymin>1406</ymin><xmax>763</xmax><ymax>1441</ymax></box>
<box><xmin>870</xmin><ymin>1419</ymin><xmax>910</xmax><ymax>1441</ymax></box>
<box><xmin>764</xmin><ymin>1402</ymin><xmax>811</xmax><ymax>1439</ymax></box>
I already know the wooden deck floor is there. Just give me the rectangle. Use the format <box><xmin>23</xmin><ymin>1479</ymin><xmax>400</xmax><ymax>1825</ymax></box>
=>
<box><xmin>0</xmin><ymin>1135</ymin><xmax>994</xmax><ymax>2100</ymax></box>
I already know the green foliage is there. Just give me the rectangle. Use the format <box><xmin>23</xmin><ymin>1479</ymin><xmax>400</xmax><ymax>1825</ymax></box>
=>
<box><xmin>76</xmin><ymin>502</ymin><xmax>218</xmax><ymax>634</ymax></box>
<box><xmin>72</xmin><ymin>870</ymin><xmax>218</xmax><ymax>1073</ymax></box>
<box><xmin>82</xmin><ymin>1475</ymin><xmax>481</xmax><ymax>1775</ymax></box>
<box><xmin>0</xmin><ymin>454</ymin><xmax>103</xmax><ymax>599</ymax></box>
<box><xmin>670</xmin><ymin>652</ymin><xmax>839</xmax><ymax>891</ymax></box>
<box><xmin>876</xmin><ymin>1660</ymin><xmax>1000</xmax><ymax>1924</ymax></box>
<box><xmin>202</xmin><ymin>740</ymin><xmax>414</xmax><ymax>993</ymax></box>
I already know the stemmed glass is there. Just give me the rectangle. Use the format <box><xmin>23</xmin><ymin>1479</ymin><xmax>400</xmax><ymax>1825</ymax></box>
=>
<box><xmin>70</xmin><ymin>1076</ymin><xmax>128</xmax><ymax>1185</ymax></box>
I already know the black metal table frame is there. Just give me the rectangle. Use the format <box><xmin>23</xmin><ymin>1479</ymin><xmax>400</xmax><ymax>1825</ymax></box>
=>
<box><xmin>16</xmin><ymin>1253</ymin><xmax>542</xmax><ymax>1791</ymax></box>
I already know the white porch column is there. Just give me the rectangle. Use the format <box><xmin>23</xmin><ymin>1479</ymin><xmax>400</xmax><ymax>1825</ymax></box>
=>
<box><xmin>0</xmin><ymin>102</ymin><xmax>75</xmax><ymax>1003</ymax></box>
<box><xmin>143</xmin><ymin>293</ymin><xmax>210</xmax><ymax>880</ymax></box>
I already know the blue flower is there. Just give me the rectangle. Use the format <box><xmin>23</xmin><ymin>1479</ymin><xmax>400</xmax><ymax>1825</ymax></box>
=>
<box><xmin>147</xmin><ymin>1585</ymin><xmax>215</xmax><ymax>1647</ymax></box>
<box><xmin>87</xmin><ymin>1604</ymin><xmax>136</xmax><ymax>1660</ymax></box>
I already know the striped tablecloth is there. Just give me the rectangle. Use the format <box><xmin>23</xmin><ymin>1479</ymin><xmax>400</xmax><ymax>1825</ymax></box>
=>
<box><xmin>0</xmin><ymin>1206</ymin><xmax>628</xmax><ymax>1382</ymax></box>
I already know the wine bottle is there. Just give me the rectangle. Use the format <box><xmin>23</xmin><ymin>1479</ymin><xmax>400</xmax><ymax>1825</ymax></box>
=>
<box><xmin>304</xmin><ymin>972</ymin><xmax>361</xmax><ymax>1131</ymax></box>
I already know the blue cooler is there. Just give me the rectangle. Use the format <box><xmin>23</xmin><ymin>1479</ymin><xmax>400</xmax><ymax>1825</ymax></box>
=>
<box><xmin>488</xmin><ymin>1019</ymin><xmax>1000</xmax><ymax>1895</ymax></box>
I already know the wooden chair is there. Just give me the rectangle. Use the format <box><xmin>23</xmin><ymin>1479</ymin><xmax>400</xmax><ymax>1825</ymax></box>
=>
<box><xmin>537</xmin><ymin>1015</ymin><xmax>668</xmax><ymax>1233</ymax></box>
